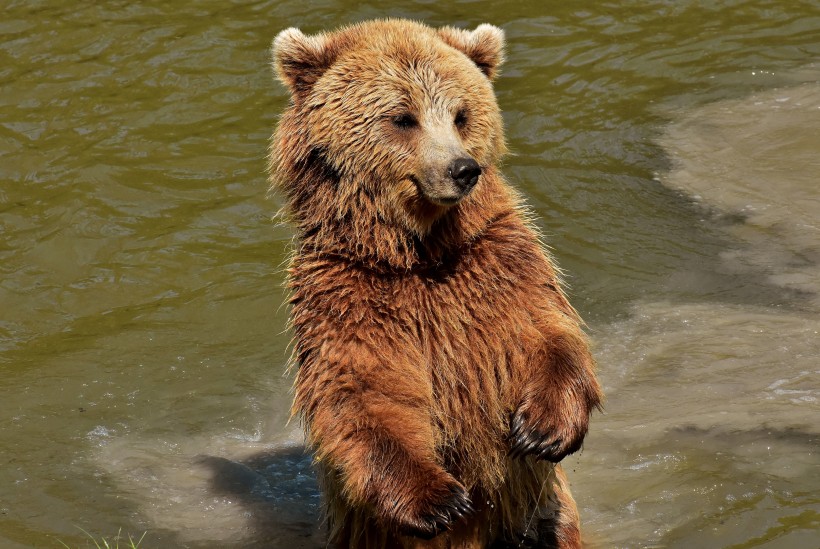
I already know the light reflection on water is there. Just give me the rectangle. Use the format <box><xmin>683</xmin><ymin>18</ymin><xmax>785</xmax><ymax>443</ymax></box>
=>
<box><xmin>0</xmin><ymin>1</ymin><xmax>818</xmax><ymax>547</ymax></box>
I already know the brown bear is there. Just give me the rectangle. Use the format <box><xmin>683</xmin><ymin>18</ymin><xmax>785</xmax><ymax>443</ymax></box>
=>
<box><xmin>269</xmin><ymin>19</ymin><xmax>602</xmax><ymax>549</ymax></box>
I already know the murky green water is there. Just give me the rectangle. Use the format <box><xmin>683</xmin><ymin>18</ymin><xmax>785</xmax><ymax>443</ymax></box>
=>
<box><xmin>1</xmin><ymin>1</ymin><xmax>818</xmax><ymax>547</ymax></box>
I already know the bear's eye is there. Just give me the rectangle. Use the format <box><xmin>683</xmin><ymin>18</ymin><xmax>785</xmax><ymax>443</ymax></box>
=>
<box><xmin>392</xmin><ymin>114</ymin><xmax>418</xmax><ymax>129</ymax></box>
<box><xmin>454</xmin><ymin>109</ymin><xmax>468</xmax><ymax>129</ymax></box>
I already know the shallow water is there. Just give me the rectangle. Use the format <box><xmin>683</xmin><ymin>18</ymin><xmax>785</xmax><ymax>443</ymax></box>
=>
<box><xmin>1</xmin><ymin>1</ymin><xmax>818</xmax><ymax>548</ymax></box>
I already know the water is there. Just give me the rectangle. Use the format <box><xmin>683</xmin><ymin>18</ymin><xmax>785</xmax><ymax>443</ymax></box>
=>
<box><xmin>1</xmin><ymin>1</ymin><xmax>818</xmax><ymax>547</ymax></box>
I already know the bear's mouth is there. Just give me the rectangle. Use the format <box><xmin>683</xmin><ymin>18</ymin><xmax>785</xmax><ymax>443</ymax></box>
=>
<box><xmin>408</xmin><ymin>174</ymin><xmax>472</xmax><ymax>208</ymax></box>
<box><xmin>431</xmin><ymin>195</ymin><xmax>462</xmax><ymax>207</ymax></box>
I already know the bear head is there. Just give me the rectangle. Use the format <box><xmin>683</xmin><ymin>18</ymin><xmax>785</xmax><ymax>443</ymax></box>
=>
<box><xmin>270</xmin><ymin>19</ymin><xmax>509</xmax><ymax>261</ymax></box>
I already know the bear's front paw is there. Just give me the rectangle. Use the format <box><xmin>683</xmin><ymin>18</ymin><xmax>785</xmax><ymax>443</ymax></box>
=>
<box><xmin>392</xmin><ymin>475</ymin><xmax>475</xmax><ymax>539</ymax></box>
<box><xmin>508</xmin><ymin>401</ymin><xmax>590</xmax><ymax>463</ymax></box>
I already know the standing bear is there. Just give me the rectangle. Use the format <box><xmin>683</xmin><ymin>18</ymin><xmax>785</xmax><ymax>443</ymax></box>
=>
<box><xmin>269</xmin><ymin>19</ymin><xmax>602</xmax><ymax>549</ymax></box>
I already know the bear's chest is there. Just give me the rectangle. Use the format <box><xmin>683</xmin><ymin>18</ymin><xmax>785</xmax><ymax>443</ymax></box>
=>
<box><xmin>391</xmin><ymin>252</ymin><xmax>540</xmax><ymax>419</ymax></box>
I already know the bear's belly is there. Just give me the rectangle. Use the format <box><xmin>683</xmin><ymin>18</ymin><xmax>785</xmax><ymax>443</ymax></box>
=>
<box><xmin>408</xmin><ymin>270</ymin><xmax>544</xmax><ymax>489</ymax></box>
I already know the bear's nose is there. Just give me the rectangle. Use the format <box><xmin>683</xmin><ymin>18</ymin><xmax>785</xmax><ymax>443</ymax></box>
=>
<box><xmin>448</xmin><ymin>157</ymin><xmax>482</xmax><ymax>191</ymax></box>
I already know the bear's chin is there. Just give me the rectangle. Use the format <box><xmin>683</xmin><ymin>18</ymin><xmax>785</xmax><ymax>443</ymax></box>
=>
<box><xmin>426</xmin><ymin>195</ymin><xmax>464</xmax><ymax>207</ymax></box>
<box><xmin>398</xmin><ymin>197</ymin><xmax>453</xmax><ymax>236</ymax></box>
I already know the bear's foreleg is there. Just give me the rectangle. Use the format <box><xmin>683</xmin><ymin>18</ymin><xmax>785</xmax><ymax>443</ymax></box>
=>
<box><xmin>295</xmin><ymin>334</ymin><xmax>474</xmax><ymax>539</ymax></box>
<box><xmin>508</xmin><ymin>312</ymin><xmax>602</xmax><ymax>463</ymax></box>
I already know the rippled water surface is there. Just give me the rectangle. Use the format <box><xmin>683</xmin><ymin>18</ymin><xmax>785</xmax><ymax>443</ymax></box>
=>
<box><xmin>1</xmin><ymin>1</ymin><xmax>818</xmax><ymax>547</ymax></box>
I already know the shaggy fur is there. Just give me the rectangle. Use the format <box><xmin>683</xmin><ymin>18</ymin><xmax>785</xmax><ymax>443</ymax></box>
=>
<box><xmin>269</xmin><ymin>19</ymin><xmax>602</xmax><ymax>549</ymax></box>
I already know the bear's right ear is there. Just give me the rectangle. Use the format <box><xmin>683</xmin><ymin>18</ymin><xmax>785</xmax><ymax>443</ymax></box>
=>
<box><xmin>271</xmin><ymin>28</ymin><xmax>339</xmax><ymax>98</ymax></box>
<box><xmin>437</xmin><ymin>24</ymin><xmax>505</xmax><ymax>80</ymax></box>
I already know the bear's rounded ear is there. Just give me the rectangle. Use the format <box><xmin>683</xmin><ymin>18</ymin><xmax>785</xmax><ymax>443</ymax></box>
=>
<box><xmin>271</xmin><ymin>27</ymin><xmax>339</xmax><ymax>98</ymax></box>
<box><xmin>437</xmin><ymin>23</ymin><xmax>505</xmax><ymax>80</ymax></box>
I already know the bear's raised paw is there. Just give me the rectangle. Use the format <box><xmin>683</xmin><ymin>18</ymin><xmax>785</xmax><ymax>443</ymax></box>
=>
<box><xmin>508</xmin><ymin>405</ymin><xmax>588</xmax><ymax>463</ymax></box>
<box><xmin>394</xmin><ymin>479</ymin><xmax>475</xmax><ymax>539</ymax></box>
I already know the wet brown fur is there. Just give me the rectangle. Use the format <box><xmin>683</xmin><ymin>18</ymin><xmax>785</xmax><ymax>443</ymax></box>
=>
<box><xmin>269</xmin><ymin>19</ymin><xmax>602</xmax><ymax>549</ymax></box>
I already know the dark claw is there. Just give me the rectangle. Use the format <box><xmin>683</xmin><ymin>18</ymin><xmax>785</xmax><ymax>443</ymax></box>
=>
<box><xmin>526</xmin><ymin>436</ymin><xmax>542</xmax><ymax>452</ymax></box>
<box><xmin>542</xmin><ymin>435</ymin><xmax>584</xmax><ymax>462</ymax></box>
<box><xmin>451</xmin><ymin>502</ymin><xmax>466</xmax><ymax>518</ymax></box>
<box><xmin>510</xmin><ymin>426</ymin><xmax>532</xmax><ymax>456</ymax></box>
<box><xmin>510</xmin><ymin>433</ymin><xmax>527</xmax><ymax>454</ymax></box>
<box><xmin>516</xmin><ymin>435</ymin><xmax>541</xmax><ymax>458</ymax></box>
<box><xmin>510</xmin><ymin>411</ymin><xmax>571</xmax><ymax>462</ymax></box>
<box><xmin>511</xmin><ymin>414</ymin><xmax>524</xmax><ymax>437</ymax></box>
<box><xmin>457</xmin><ymin>499</ymin><xmax>474</xmax><ymax>517</ymax></box>
<box><xmin>407</xmin><ymin>485</ymin><xmax>475</xmax><ymax>539</ymax></box>
<box><xmin>510</xmin><ymin>438</ymin><xmax>523</xmax><ymax>457</ymax></box>
<box><xmin>450</xmin><ymin>487</ymin><xmax>475</xmax><ymax>519</ymax></box>
<box><xmin>444</xmin><ymin>501</ymin><xmax>463</xmax><ymax>521</ymax></box>
<box><xmin>537</xmin><ymin>440</ymin><xmax>562</xmax><ymax>461</ymax></box>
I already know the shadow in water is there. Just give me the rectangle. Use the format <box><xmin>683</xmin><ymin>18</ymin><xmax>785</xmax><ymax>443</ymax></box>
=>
<box><xmin>197</xmin><ymin>445</ymin><xmax>324</xmax><ymax>548</ymax></box>
<box><xmin>196</xmin><ymin>447</ymin><xmax>569</xmax><ymax>549</ymax></box>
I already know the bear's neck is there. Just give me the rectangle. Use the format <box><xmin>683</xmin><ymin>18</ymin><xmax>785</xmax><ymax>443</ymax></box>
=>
<box><xmin>279</xmin><ymin>155</ymin><xmax>518</xmax><ymax>272</ymax></box>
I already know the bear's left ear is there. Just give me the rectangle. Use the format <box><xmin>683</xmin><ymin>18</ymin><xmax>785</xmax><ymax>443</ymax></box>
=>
<box><xmin>271</xmin><ymin>27</ymin><xmax>341</xmax><ymax>98</ymax></box>
<box><xmin>437</xmin><ymin>24</ymin><xmax>505</xmax><ymax>80</ymax></box>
